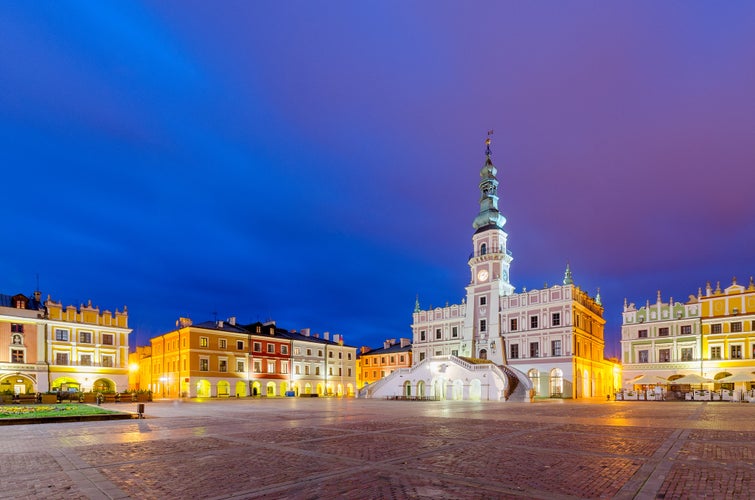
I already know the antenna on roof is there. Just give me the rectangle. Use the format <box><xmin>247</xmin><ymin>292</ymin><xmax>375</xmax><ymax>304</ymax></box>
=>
<box><xmin>212</xmin><ymin>311</ymin><xmax>218</xmax><ymax>322</ymax></box>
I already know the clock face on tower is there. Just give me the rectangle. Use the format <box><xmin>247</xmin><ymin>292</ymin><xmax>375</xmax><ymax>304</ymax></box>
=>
<box><xmin>477</xmin><ymin>269</ymin><xmax>489</xmax><ymax>282</ymax></box>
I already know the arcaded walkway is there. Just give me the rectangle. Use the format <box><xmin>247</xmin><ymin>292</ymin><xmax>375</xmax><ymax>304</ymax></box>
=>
<box><xmin>0</xmin><ymin>398</ymin><xmax>753</xmax><ymax>499</ymax></box>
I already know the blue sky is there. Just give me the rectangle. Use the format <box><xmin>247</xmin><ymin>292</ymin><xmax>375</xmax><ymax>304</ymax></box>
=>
<box><xmin>3</xmin><ymin>3</ymin><xmax>755</xmax><ymax>355</ymax></box>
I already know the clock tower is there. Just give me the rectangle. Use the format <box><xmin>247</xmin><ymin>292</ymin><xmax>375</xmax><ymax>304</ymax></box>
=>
<box><xmin>463</xmin><ymin>136</ymin><xmax>513</xmax><ymax>363</ymax></box>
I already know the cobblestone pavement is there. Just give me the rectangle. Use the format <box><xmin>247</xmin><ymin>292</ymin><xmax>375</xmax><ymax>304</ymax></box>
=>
<box><xmin>1</xmin><ymin>399</ymin><xmax>753</xmax><ymax>499</ymax></box>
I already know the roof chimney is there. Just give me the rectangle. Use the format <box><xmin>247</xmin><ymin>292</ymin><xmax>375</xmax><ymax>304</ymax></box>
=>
<box><xmin>323</xmin><ymin>331</ymin><xmax>330</xmax><ymax>341</ymax></box>
<box><xmin>361</xmin><ymin>346</ymin><xmax>371</xmax><ymax>354</ymax></box>
<box><xmin>400</xmin><ymin>338</ymin><xmax>411</xmax><ymax>348</ymax></box>
<box><xmin>217</xmin><ymin>320</ymin><xmax>224</xmax><ymax>328</ymax></box>
<box><xmin>301</xmin><ymin>328</ymin><xmax>310</xmax><ymax>337</ymax></box>
<box><xmin>383</xmin><ymin>340</ymin><xmax>391</xmax><ymax>349</ymax></box>
<box><xmin>227</xmin><ymin>316</ymin><xmax>236</xmax><ymax>326</ymax></box>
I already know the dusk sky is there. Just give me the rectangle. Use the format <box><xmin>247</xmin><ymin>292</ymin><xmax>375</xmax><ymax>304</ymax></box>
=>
<box><xmin>3</xmin><ymin>3</ymin><xmax>755</xmax><ymax>356</ymax></box>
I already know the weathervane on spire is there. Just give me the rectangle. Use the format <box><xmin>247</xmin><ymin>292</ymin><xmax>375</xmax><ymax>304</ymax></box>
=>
<box><xmin>485</xmin><ymin>129</ymin><xmax>494</xmax><ymax>157</ymax></box>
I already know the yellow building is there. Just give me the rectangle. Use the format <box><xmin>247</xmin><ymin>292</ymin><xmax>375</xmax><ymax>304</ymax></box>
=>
<box><xmin>1</xmin><ymin>290</ymin><xmax>131</xmax><ymax>395</ymax></box>
<box><xmin>700</xmin><ymin>278</ymin><xmax>755</xmax><ymax>383</ymax></box>
<box><xmin>357</xmin><ymin>338</ymin><xmax>412</xmax><ymax>389</ymax></box>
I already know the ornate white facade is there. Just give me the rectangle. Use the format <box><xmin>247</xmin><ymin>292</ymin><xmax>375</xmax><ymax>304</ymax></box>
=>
<box><xmin>362</xmin><ymin>137</ymin><xmax>616</xmax><ymax>400</ymax></box>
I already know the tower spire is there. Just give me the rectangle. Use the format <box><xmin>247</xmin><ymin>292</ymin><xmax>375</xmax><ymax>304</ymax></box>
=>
<box><xmin>472</xmin><ymin>133</ymin><xmax>506</xmax><ymax>230</ymax></box>
<box><xmin>563</xmin><ymin>262</ymin><xmax>574</xmax><ymax>285</ymax></box>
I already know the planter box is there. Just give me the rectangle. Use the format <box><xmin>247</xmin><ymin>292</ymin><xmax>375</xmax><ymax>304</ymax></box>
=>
<box><xmin>135</xmin><ymin>394</ymin><xmax>151</xmax><ymax>402</ymax></box>
<box><xmin>41</xmin><ymin>394</ymin><xmax>58</xmax><ymax>404</ymax></box>
<box><xmin>82</xmin><ymin>394</ymin><xmax>96</xmax><ymax>403</ymax></box>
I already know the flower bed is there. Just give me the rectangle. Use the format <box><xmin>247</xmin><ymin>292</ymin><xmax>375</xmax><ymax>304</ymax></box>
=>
<box><xmin>0</xmin><ymin>404</ymin><xmax>119</xmax><ymax>419</ymax></box>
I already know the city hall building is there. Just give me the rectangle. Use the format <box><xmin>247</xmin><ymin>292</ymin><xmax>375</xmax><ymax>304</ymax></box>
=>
<box><xmin>362</xmin><ymin>138</ymin><xmax>618</xmax><ymax>400</ymax></box>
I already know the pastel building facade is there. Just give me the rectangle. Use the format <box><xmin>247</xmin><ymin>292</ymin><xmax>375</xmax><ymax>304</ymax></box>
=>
<box><xmin>621</xmin><ymin>278</ymin><xmax>755</xmax><ymax>389</ymax></box>
<box><xmin>357</xmin><ymin>338</ymin><xmax>412</xmax><ymax>388</ymax></box>
<box><xmin>0</xmin><ymin>290</ymin><xmax>131</xmax><ymax>394</ymax></box>
<box><xmin>136</xmin><ymin>318</ymin><xmax>357</xmax><ymax>398</ymax></box>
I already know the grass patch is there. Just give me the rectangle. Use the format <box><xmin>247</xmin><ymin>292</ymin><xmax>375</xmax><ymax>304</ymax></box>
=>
<box><xmin>0</xmin><ymin>404</ymin><xmax>121</xmax><ymax>419</ymax></box>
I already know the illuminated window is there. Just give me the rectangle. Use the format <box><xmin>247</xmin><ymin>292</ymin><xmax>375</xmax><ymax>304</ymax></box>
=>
<box><xmin>510</xmin><ymin>344</ymin><xmax>519</xmax><ymax>359</ymax></box>
<box><xmin>435</xmin><ymin>329</ymin><xmax>442</xmax><ymax>339</ymax></box>
<box><xmin>200</xmin><ymin>337</ymin><xmax>209</xmax><ymax>347</ymax></box>
<box><xmin>55</xmin><ymin>329</ymin><xmax>69</xmax><ymax>341</ymax></box>
<box><xmin>10</xmin><ymin>323</ymin><xmax>24</xmax><ymax>333</ymax></box>
<box><xmin>711</xmin><ymin>324</ymin><xmax>722</xmax><ymax>334</ymax></box>
<box><xmin>731</xmin><ymin>345</ymin><xmax>743</xmax><ymax>359</ymax></box>
<box><xmin>102</xmin><ymin>355</ymin><xmax>114</xmax><ymax>367</ymax></box>
<box><xmin>530</xmin><ymin>316</ymin><xmax>538</xmax><ymax>329</ymax></box>
<box><xmin>658</xmin><ymin>349</ymin><xmax>670</xmax><ymax>363</ymax></box>
<box><xmin>731</xmin><ymin>322</ymin><xmax>742</xmax><ymax>333</ymax></box>
<box><xmin>55</xmin><ymin>352</ymin><xmax>68</xmax><ymax>365</ymax></box>
<box><xmin>638</xmin><ymin>330</ymin><xmax>648</xmax><ymax>338</ymax></box>
<box><xmin>267</xmin><ymin>344</ymin><xmax>275</xmax><ymax>354</ymax></box>
<box><xmin>452</xmin><ymin>326</ymin><xmax>458</xmax><ymax>338</ymax></box>
<box><xmin>219</xmin><ymin>359</ymin><xmax>227</xmax><ymax>372</ymax></box>
<box><xmin>551</xmin><ymin>340</ymin><xmax>561</xmax><ymax>356</ymax></box>
<box><xmin>253</xmin><ymin>342</ymin><xmax>262</xmax><ymax>352</ymax></box>
<box><xmin>681</xmin><ymin>348</ymin><xmax>693</xmax><ymax>361</ymax></box>
<box><xmin>281</xmin><ymin>363</ymin><xmax>288</xmax><ymax>374</ymax></box>
<box><xmin>680</xmin><ymin>325</ymin><xmax>692</xmax><ymax>335</ymax></box>
<box><xmin>658</xmin><ymin>327</ymin><xmax>669</xmax><ymax>337</ymax></box>
<box><xmin>199</xmin><ymin>358</ymin><xmax>209</xmax><ymax>371</ymax></box>
<box><xmin>219</xmin><ymin>339</ymin><xmax>227</xmax><ymax>349</ymax></box>
<box><xmin>11</xmin><ymin>349</ymin><xmax>24</xmax><ymax>363</ymax></box>
<box><xmin>711</xmin><ymin>346</ymin><xmax>722</xmax><ymax>360</ymax></box>
<box><xmin>638</xmin><ymin>350</ymin><xmax>649</xmax><ymax>363</ymax></box>
<box><xmin>510</xmin><ymin>319</ymin><xmax>518</xmax><ymax>331</ymax></box>
<box><xmin>294</xmin><ymin>348</ymin><xmax>300</xmax><ymax>355</ymax></box>
<box><xmin>529</xmin><ymin>342</ymin><xmax>539</xmax><ymax>358</ymax></box>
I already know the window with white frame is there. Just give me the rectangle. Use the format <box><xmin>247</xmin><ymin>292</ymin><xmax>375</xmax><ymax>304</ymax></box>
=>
<box><xmin>199</xmin><ymin>358</ymin><xmax>209</xmax><ymax>371</ymax></box>
<box><xmin>102</xmin><ymin>355</ymin><xmax>114</xmax><ymax>367</ymax></box>
<box><xmin>55</xmin><ymin>352</ymin><xmax>68</xmax><ymax>365</ymax></box>
<box><xmin>219</xmin><ymin>339</ymin><xmax>227</xmax><ymax>349</ymax></box>
<box><xmin>530</xmin><ymin>316</ymin><xmax>538</xmax><ymax>329</ymax></box>
<box><xmin>681</xmin><ymin>348</ymin><xmax>693</xmax><ymax>361</ymax></box>
<box><xmin>658</xmin><ymin>327</ymin><xmax>669</xmax><ymax>337</ymax></box>
<box><xmin>638</xmin><ymin>350</ymin><xmax>649</xmax><ymax>363</ymax></box>
<box><xmin>237</xmin><ymin>340</ymin><xmax>244</xmax><ymax>350</ymax></box>
<box><xmin>219</xmin><ymin>359</ymin><xmax>228</xmax><ymax>372</ymax></box>
<box><xmin>711</xmin><ymin>346</ymin><xmax>722</xmax><ymax>359</ymax></box>
<box><xmin>253</xmin><ymin>360</ymin><xmax>261</xmax><ymax>372</ymax></box>
<box><xmin>280</xmin><ymin>363</ymin><xmax>288</xmax><ymax>374</ymax></box>
<box><xmin>638</xmin><ymin>329</ymin><xmax>648</xmax><ymax>338</ymax></box>
<box><xmin>435</xmin><ymin>328</ymin><xmax>442</xmax><ymax>340</ymax></box>
<box><xmin>254</xmin><ymin>342</ymin><xmax>262</xmax><ymax>352</ymax></box>
<box><xmin>731</xmin><ymin>345</ymin><xmax>743</xmax><ymax>359</ymax></box>
<box><xmin>11</xmin><ymin>349</ymin><xmax>24</xmax><ymax>363</ymax></box>
<box><xmin>267</xmin><ymin>344</ymin><xmax>275</xmax><ymax>354</ymax></box>
<box><xmin>510</xmin><ymin>319</ymin><xmax>518</xmax><ymax>331</ymax></box>
<box><xmin>680</xmin><ymin>325</ymin><xmax>692</xmax><ymax>335</ymax></box>
<box><xmin>267</xmin><ymin>360</ymin><xmax>276</xmax><ymax>373</ymax></box>
<box><xmin>200</xmin><ymin>337</ymin><xmax>208</xmax><ymax>347</ymax></box>
<box><xmin>452</xmin><ymin>326</ymin><xmax>458</xmax><ymax>338</ymax></box>
<box><xmin>711</xmin><ymin>324</ymin><xmax>722</xmax><ymax>334</ymax></box>
<box><xmin>552</xmin><ymin>313</ymin><xmax>561</xmax><ymax>326</ymax></box>
<box><xmin>551</xmin><ymin>340</ymin><xmax>561</xmax><ymax>356</ymax></box>
<box><xmin>658</xmin><ymin>349</ymin><xmax>670</xmax><ymax>363</ymax></box>
<box><xmin>11</xmin><ymin>323</ymin><xmax>24</xmax><ymax>333</ymax></box>
<box><xmin>529</xmin><ymin>342</ymin><xmax>539</xmax><ymax>358</ymax></box>
<box><xmin>510</xmin><ymin>344</ymin><xmax>519</xmax><ymax>359</ymax></box>
<box><xmin>55</xmin><ymin>329</ymin><xmax>69</xmax><ymax>341</ymax></box>
<box><xmin>731</xmin><ymin>322</ymin><xmax>742</xmax><ymax>333</ymax></box>
<box><xmin>237</xmin><ymin>360</ymin><xmax>245</xmax><ymax>372</ymax></box>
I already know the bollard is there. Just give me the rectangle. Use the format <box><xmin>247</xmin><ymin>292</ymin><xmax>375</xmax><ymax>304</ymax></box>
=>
<box><xmin>137</xmin><ymin>403</ymin><xmax>145</xmax><ymax>419</ymax></box>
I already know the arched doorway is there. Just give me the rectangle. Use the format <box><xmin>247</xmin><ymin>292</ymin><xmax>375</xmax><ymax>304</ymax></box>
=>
<box><xmin>417</xmin><ymin>380</ymin><xmax>425</xmax><ymax>398</ymax></box>
<box><xmin>479</xmin><ymin>349</ymin><xmax>488</xmax><ymax>360</ymax></box>
<box><xmin>404</xmin><ymin>380</ymin><xmax>412</xmax><ymax>397</ymax></box>
<box><xmin>1</xmin><ymin>374</ymin><xmax>35</xmax><ymax>395</ymax></box>
<box><xmin>304</xmin><ymin>383</ymin><xmax>312</xmax><ymax>394</ymax></box>
<box><xmin>52</xmin><ymin>376</ymin><xmax>80</xmax><ymax>393</ymax></box>
<box><xmin>266</xmin><ymin>382</ymin><xmax>276</xmax><ymax>396</ymax></box>
<box><xmin>196</xmin><ymin>379</ymin><xmax>211</xmax><ymax>397</ymax></box>
<box><xmin>280</xmin><ymin>381</ymin><xmax>288</xmax><ymax>395</ymax></box>
<box><xmin>217</xmin><ymin>381</ymin><xmax>230</xmax><ymax>397</ymax></box>
<box><xmin>251</xmin><ymin>381</ymin><xmax>262</xmax><ymax>396</ymax></box>
<box><xmin>346</xmin><ymin>383</ymin><xmax>354</xmax><ymax>397</ymax></box>
<box><xmin>583</xmin><ymin>369</ymin><xmax>590</xmax><ymax>398</ymax></box>
<box><xmin>316</xmin><ymin>383</ymin><xmax>324</xmax><ymax>396</ymax></box>
<box><xmin>550</xmin><ymin>368</ymin><xmax>563</xmax><ymax>397</ymax></box>
<box><xmin>469</xmin><ymin>379</ymin><xmax>482</xmax><ymax>401</ymax></box>
<box><xmin>453</xmin><ymin>379</ymin><xmax>463</xmax><ymax>400</ymax></box>
<box><xmin>433</xmin><ymin>379</ymin><xmax>445</xmax><ymax>400</ymax></box>
<box><xmin>336</xmin><ymin>384</ymin><xmax>343</xmax><ymax>396</ymax></box>
<box><xmin>528</xmin><ymin>369</ymin><xmax>540</xmax><ymax>396</ymax></box>
<box><xmin>235</xmin><ymin>381</ymin><xmax>246</xmax><ymax>397</ymax></box>
<box><xmin>93</xmin><ymin>378</ymin><xmax>114</xmax><ymax>393</ymax></box>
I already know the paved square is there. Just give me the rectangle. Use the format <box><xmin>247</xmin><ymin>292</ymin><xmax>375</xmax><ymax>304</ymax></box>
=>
<box><xmin>0</xmin><ymin>399</ymin><xmax>753</xmax><ymax>499</ymax></box>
